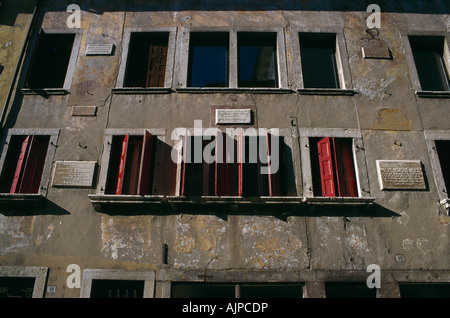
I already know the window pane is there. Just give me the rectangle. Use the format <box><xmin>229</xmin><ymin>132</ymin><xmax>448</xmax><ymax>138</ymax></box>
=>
<box><xmin>171</xmin><ymin>283</ymin><xmax>235</xmax><ymax>298</ymax></box>
<box><xmin>90</xmin><ymin>279</ymin><xmax>144</xmax><ymax>298</ymax></box>
<box><xmin>0</xmin><ymin>277</ymin><xmax>35</xmax><ymax>298</ymax></box>
<box><xmin>124</xmin><ymin>32</ymin><xmax>169</xmax><ymax>88</ymax></box>
<box><xmin>188</xmin><ymin>32</ymin><xmax>228</xmax><ymax>87</ymax></box>
<box><xmin>238</xmin><ymin>32</ymin><xmax>278</xmax><ymax>87</ymax></box>
<box><xmin>239</xmin><ymin>283</ymin><xmax>303</xmax><ymax>298</ymax></box>
<box><xmin>300</xmin><ymin>33</ymin><xmax>339</xmax><ymax>89</ymax></box>
<box><xmin>410</xmin><ymin>36</ymin><xmax>450</xmax><ymax>91</ymax></box>
<box><xmin>399</xmin><ymin>283</ymin><xmax>450</xmax><ymax>298</ymax></box>
<box><xmin>434</xmin><ymin>140</ymin><xmax>450</xmax><ymax>191</ymax></box>
<box><xmin>26</xmin><ymin>32</ymin><xmax>75</xmax><ymax>89</ymax></box>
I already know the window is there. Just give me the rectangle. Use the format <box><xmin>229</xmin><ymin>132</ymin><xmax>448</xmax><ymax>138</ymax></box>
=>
<box><xmin>434</xmin><ymin>140</ymin><xmax>450</xmax><ymax>192</ymax></box>
<box><xmin>123</xmin><ymin>32</ymin><xmax>169</xmax><ymax>88</ymax></box>
<box><xmin>180</xmin><ymin>132</ymin><xmax>286</xmax><ymax>197</ymax></box>
<box><xmin>409</xmin><ymin>36</ymin><xmax>450</xmax><ymax>91</ymax></box>
<box><xmin>188</xmin><ymin>32</ymin><xmax>229</xmax><ymax>87</ymax></box>
<box><xmin>90</xmin><ymin>279</ymin><xmax>145</xmax><ymax>298</ymax></box>
<box><xmin>171</xmin><ymin>282</ymin><xmax>303</xmax><ymax>298</ymax></box>
<box><xmin>25</xmin><ymin>31</ymin><xmax>75</xmax><ymax>89</ymax></box>
<box><xmin>105</xmin><ymin>132</ymin><xmax>155</xmax><ymax>195</ymax></box>
<box><xmin>0</xmin><ymin>135</ymin><xmax>50</xmax><ymax>194</ymax></box>
<box><xmin>238</xmin><ymin>32</ymin><xmax>278</xmax><ymax>88</ymax></box>
<box><xmin>399</xmin><ymin>283</ymin><xmax>450</xmax><ymax>298</ymax></box>
<box><xmin>0</xmin><ymin>277</ymin><xmax>35</xmax><ymax>298</ymax></box>
<box><xmin>309</xmin><ymin>137</ymin><xmax>357</xmax><ymax>198</ymax></box>
<box><xmin>325</xmin><ymin>282</ymin><xmax>377</xmax><ymax>298</ymax></box>
<box><xmin>299</xmin><ymin>33</ymin><xmax>340</xmax><ymax>89</ymax></box>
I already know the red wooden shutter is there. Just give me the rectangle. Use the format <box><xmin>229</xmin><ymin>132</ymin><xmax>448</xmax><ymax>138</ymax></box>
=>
<box><xmin>317</xmin><ymin>137</ymin><xmax>336</xmax><ymax>197</ymax></box>
<box><xmin>10</xmin><ymin>136</ymin><xmax>31</xmax><ymax>193</ymax></box>
<box><xmin>267</xmin><ymin>133</ymin><xmax>283</xmax><ymax>197</ymax></box>
<box><xmin>238</xmin><ymin>130</ymin><xmax>243</xmax><ymax>196</ymax></box>
<box><xmin>180</xmin><ymin>130</ymin><xmax>189</xmax><ymax>196</ymax></box>
<box><xmin>215</xmin><ymin>131</ymin><xmax>229</xmax><ymax>196</ymax></box>
<box><xmin>138</xmin><ymin>131</ymin><xmax>154</xmax><ymax>195</ymax></box>
<box><xmin>19</xmin><ymin>136</ymin><xmax>49</xmax><ymax>194</ymax></box>
<box><xmin>333</xmin><ymin>138</ymin><xmax>358</xmax><ymax>197</ymax></box>
<box><xmin>115</xmin><ymin>134</ymin><xmax>129</xmax><ymax>195</ymax></box>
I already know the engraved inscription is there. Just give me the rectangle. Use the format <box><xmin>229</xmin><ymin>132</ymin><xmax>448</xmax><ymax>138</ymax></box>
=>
<box><xmin>376</xmin><ymin>160</ymin><xmax>426</xmax><ymax>190</ymax></box>
<box><xmin>71</xmin><ymin>106</ymin><xmax>97</xmax><ymax>117</ymax></box>
<box><xmin>215</xmin><ymin>109</ymin><xmax>252</xmax><ymax>124</ymax></box>
<box><xmin>86</xmin><ymin>44</ymin><xmax>114</xmax><ymax>55</ymax></box>
<box><xmin>362</xmin><ymin>46</ymin><xmax>391</xmax><ymax>59</ymax></box>
<box><xmin>52</xmin><ymin>161</ymin><xmax>96</xmax><ymax>188</ymax></box>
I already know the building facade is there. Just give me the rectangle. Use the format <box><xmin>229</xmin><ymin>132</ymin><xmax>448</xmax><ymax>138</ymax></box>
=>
<box><xmin>0</xmin><ymin>0</ymin><xmax>449</xmax><ymax>298</ymax></box>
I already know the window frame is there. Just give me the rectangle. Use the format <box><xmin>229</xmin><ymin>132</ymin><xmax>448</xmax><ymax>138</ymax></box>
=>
<box><xmin>424</xmin><ymin>130</ymin><xmax>450</xmax><ymax>215</ymax></box>
<box><xmin>290</xmin><ymin>28</ymin><xmax>354</xmax><ymax>95</ymax></box>
<box><xmin>0</xmin><ymin>266</ymin><xmax>48</xmax><ymax>298</ymax></box>
<box><xmin>175</xmin><ymin>27</ymin><xmax>289</xmax><ymax>92</ymax></box>
<box><xmin>20</xmin><ymin>28</ymin><xmax>83</xmax><ymax>95</ymax></box>
<box><xmin>115</xmin><ymin>27</ymin><xmax>177</xmax><ymax>93</ymax></box>
<box><xmin>80</xmin><ymin>269</ymin><xmax>155</xmax><ymax>298</ymax></box>
<box><xmin>0</xmin><ymin>128</ymin><xmax>59</xmax><ymax>200</ymax></box>
<box><xmin>402</xmin><ymin>31</ymin><xmax>450</xmax><ymax>98</ymax></box>
<box><xmin>299</xmin><ymin>128</ymin><xmax>373</xmax><ymax>205</ymax></box>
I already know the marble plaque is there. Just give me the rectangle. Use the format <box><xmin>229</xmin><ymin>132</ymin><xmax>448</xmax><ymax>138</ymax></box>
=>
<box><xmin>376</xmin><ymin>160</ymin><xmax>426</xmax><ymax>190</ymax></box>
<box><xmin>86</xmin><ymin>44</ymin><xmax>114</xmax><ymax>55</ymax></box>
<box><xmin>215</xmin><ymin>108</ymin><xmax>252</xmax><ymax>124</ymax></box>
<box><xmin>71</xmin><ymin>106</ymin><xmax>97</xmax><ymax>117</ymax></box>
<box><xmin>362</xmin><ymin>46</ymin><xmax>391</xmax><ymax>59</ymax></box>
<box><xmin>52</xmin><ymin>161</ymin><xmax>96</xmax><ymax>188</ymax></box>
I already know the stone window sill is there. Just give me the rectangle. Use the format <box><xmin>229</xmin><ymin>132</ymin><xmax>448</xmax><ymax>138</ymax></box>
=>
<box><xmin>176</xmin><ymin>87</ymin><xmax>295</xmax><ymax>94</ymax></box>
<box><xmin>304</xmin><ymin>196</ymin><xmax>375</xmax><ymax>206</ymax></box>
<box><xmin>112</xmin><ymin>87</ymin><xmax>173</xmax><ymax>94</ymax></box>
<box><xmin>297</xmin><ymin>88</ymin><xmax>356</xmax><ymax>96</ymax></box>
<box><xmin>415</xmin><ymin>90</ymin><xmax>450</xmax><ymax>98</ymax></box>
<box><xmin>21</xmin><ymin>88</ymin><xmax>69</xmax><ymax>95</ymax></box>
<box><xmin>0</xmin><ymin>193</ymin><xmax>45</xmax><ymax>209</ymax></box>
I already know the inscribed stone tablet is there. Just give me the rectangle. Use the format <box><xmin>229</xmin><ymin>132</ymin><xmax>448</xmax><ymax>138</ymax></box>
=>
<box><xmin>362</xmin><ymin>46</ymin><xmax>391</xmax><ymax>59</ymax></box>
<box><xmin>86</xmin><ymin>44</ymin><xmax>114</xmax><ymax>55</ymax></box>
<box><xmin>215</xmin><ymin>109</ymin><xmax>252</xmax><ymax>124</ymax></box>
<box><xmin>52</xmin><ymin>161</ymin><xmax>96</xmax><ymax>188</ymax></box>
<box><xmin>376</xmin><ymin>160</ymin><xmax>426</xmax><ymax>190</ymax></box>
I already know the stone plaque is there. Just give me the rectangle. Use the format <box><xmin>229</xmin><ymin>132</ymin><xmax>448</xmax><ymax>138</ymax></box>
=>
<box><xmin>52</xmin><ymin>161</ymin><xmax>96</xmax><ymax>188</ymax></box>
<box><xmin>86</xmin><ymin>44</ymin><xmax>114</xmax><ymax>55</ymax></box>
<box><xmin>362</xmin><ymin>46</ymin><xmax>391</xmax><ymax>59</ymax></box>
<box><xmin>71</xmin><ymin>106</ymin><xmax>97</xmax><ymax>117</ymax></box>
<box><xmin>215</xmin><ymin>108</ymin><xmax>252</xmax><ymax>124</ymax></box>
<box><xmin>376</xmin><ymin>160</ymin><xmax>426</xmax><ymax>190</ymax></box>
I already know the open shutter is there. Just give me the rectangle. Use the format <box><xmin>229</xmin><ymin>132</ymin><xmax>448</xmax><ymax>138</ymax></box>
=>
<box><xmin>10</xmin><ymin>136</ymin><xmax>31</xmax><ymax>193</ymax></box>
<box><xmin>317</xmin><ymin>137</ymin><xmax>336</xmax><ymax>197</ymax></box>
<box><xmin>180</xmin><ymin>130</ymin><xmax>189</xmax><ymax>196</ymax></box>
<box><xmin>267</xmin><ymin>133</ymin><xmax>284</xmax><ymax>197</ymax></box>
<box><xmin>333</xmin><ymin>138</ymin><xmax>358</xmax><ymax>197</ymax></box>
<box><xmin>146</xmin><ymin>39</ymin><xmax>168</xmax><ymax>88</ymax></box>
<box><xmin>238</xmin><ymin>130</ymin><xmax>243</xmax><ymax>196</ymax></box>
<box><xmin>138</xmin><ymin>131</ymin><xmax>154</xmax><ymax>195</ymax></box>
<box><xmin>19</xmin><ymin>136</ymin><xmax>49</xmax><ymax>194</ymax></box>
<box><xmin>215</xmin><ymin>131</ymin><xmax>229</xmax><ymax>196</ymax></box>
<box><xmin>115</xmin><ymin>134</ymin><xmax>129</xmax><ymax>195</ymax></box>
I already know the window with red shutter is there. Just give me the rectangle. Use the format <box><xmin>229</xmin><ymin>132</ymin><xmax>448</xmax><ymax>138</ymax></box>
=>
<box><xmin>0</xmin><ymin>135</ymin><xmax>50</xmax><ymax>194</ymax></box>
<box><xmin>311</xmin><ymin>137</ymin><xmax>358</xmax><ymax>198</ymax></box>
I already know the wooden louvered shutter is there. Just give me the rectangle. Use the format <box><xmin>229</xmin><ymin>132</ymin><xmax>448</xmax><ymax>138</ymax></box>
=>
<box><xmin>146</xmin><ymin>39</ymin><xmax>168</xmax><ymax>88</ymax></box>
<box><xmin>238</xmin><ymin>130</ymin><xmax>244</xmax><ymax>196</ymax></box>
<box><xmin>19</xmin><ymin>136</ymin><xmax>49</xmax><ymax>194</ymax></box>
<box><xmin>267</xmin><ymin>133</ymin><xmax>284</xmax><ymax>197</ymax></box>
<box><xmin>180</xmin><ymin>130</ymin><xmax>189</xmax><ymax>196</ymax></box>
<box><xmin>116</xmin><ymin>134</ymin><xmax>129</xmax><ymax>195</ymax></box>
<box><xmin>215</xmin><ymin>131</ymin><xmax>228</xmax><ymax>196</ymax></box>
<box><xmin>317</xmin><ymin>137</ymin><xmax>336</xmax><ymax>197</ymax></box>
<box><xmin>10</xmin><ymin>136</ymin><xmax>31</xmax><ymax>194</ymax></box>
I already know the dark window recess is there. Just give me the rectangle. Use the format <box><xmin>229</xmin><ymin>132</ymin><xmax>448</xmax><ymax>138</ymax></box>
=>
<box><xmin>300</xmin><ymin>33</ymin><xmax>340</xmax><ymax>89</ymax></box>
<box><xmin>409</xmin><ymin>36</ymin><xmax>450</xmax><ymax>91</ymax></box>
<box><xmin>238</xmin><ymin>32</ymin><xmax>278</xmax><ymax>88</ymax></box>
<box><xmin>188</xmin><ymin>32</ymin><xmax>229</xmax><ymax>87</ymax></box>
<box><xmin>325</xmin><ymin>282</ymin><xmax>377</xmax><ymax>298</ymax></box>
<box><xmin>399</xmin><ymin>283</ymin><xmax>450</xmax><ymax>298</ymax></box>
<box><xmin>310</xmin><ymin>137</ymin><xmax>357</xmax><ymax>198</ymax></box>
<box><xmin>26</xmin><ymin>32</ymin><xmax>75</xmax><ymax>89</ymax></box>
<box><xmin>0</xmin><ymin>277</ymin><xmax>35</xmax><ymax>298</ymax></box>
<box><xmin>0</xmin><ymin>135</ymin><xmax>50</xmax><ymax>194</ymax></box>
<box><xmin>171</xmin><ymin>283</ymin><xmax>303</xmax><ymax>298</ymax></box>
<box><xmin>105</xmin><ymin>132</ymin><xmax>176</xmax><ymax>196</ymax></box>
<box><xmin>435</xmin><ymin>140</ymin><xmax>450</xmax><ymax>192</ymax></box>
<box><xmin>90</xmin><ymin>279</ymin><xmax>144</xmax><ymax>298</ymax></box>
<box><xmin>124</xmin><ymin>33</ymin><xmax>169</xmax><ymax>88</ymax></box>
<box><xmin>181</xmin><ymin>133</ymin><xmax>285</xmax><ymax>197</ymax></box>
